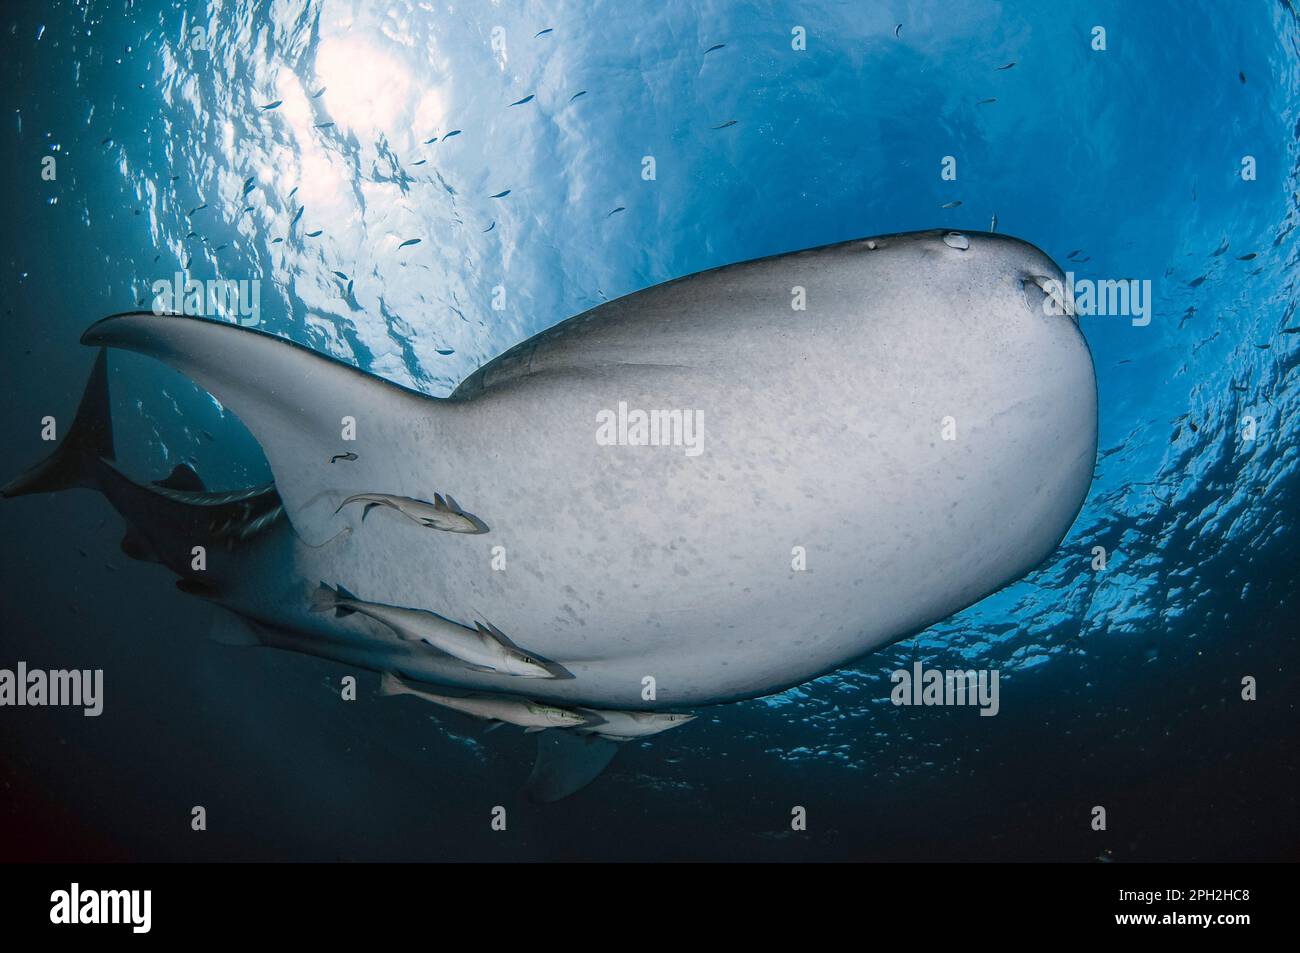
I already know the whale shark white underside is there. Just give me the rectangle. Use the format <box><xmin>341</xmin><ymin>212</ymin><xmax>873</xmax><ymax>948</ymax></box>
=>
<box><xmin>2</xmin><ymin>229</ymin><xmax>1097</xmax><ymax>802</ymax></box>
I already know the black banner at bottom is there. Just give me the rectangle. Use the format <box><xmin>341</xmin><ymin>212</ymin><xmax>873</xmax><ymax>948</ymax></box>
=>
<box><xmin>0</xmin><ymin>861</ymin><xmax>1286</xmax><ymax>939</ymax></box>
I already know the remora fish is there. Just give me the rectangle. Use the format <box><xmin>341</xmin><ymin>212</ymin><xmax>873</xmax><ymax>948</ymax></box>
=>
<box><xmin>311</xmin><ymin>583</ymin><xmax>563</xmax><ymax>678</ymax></box>
<box><xmin>334</xmin><ymin>491</ymin><xmax>488</xmax><ymax>534</ymax></box>
<box><xmin>4</xmin><ymin>228</ymin><xmax>1098</xmax><ymax>799</ymax></box>
<box><xmin>378</xmin><ymin>673</ymin><xmax>590</xmax><ymax>732</ymax></box>
<box><xmin>577</xmin><ymin>709</ymin><xmax>695</xmax><ymax>740</ymax></box>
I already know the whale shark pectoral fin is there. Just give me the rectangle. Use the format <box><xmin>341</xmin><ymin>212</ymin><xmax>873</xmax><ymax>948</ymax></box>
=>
<box><xmin>524</xmin><ymin>731</ymin><xmax>621</xmax><ymax>803</ymax></box>
<box><xmin>80</xmin><ymin>312</ymin><xmax>444</xmax><ymax>545</ymax></box>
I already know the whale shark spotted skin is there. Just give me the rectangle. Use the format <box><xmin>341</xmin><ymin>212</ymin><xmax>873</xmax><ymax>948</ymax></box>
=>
<box><xmin>3</xmin><ymin>228</ymin><xmax>1097</xmax><ymax>798</ymax></box>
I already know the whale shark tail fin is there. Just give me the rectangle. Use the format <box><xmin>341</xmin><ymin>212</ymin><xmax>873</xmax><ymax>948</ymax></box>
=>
<box><xmin>525</xmin><ymin>730</ymin><xmax>622</xmax><ymax>803</ymax></box>
<box><xmin>1</xmin><ymin>349</ymin><xmax>115</xmax><ymax>499</ymax></box>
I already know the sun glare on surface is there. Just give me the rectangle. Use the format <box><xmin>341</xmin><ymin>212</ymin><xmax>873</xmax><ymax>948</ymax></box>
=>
<box><xmin>315</xmin><ymin>34</ymin><xmax>419</xmax><ymax>141</ymax></box>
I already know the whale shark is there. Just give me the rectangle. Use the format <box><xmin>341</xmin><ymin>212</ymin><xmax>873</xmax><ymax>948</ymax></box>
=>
<box><xmin>2</xmin><ymin>228</ymin><xmax>1097</xmax><ymax>801</ymax></box>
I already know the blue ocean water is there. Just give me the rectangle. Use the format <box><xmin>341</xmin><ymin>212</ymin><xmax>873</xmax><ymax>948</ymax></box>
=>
<box><xmin>0</xmin><ymin>1</ymin><xmax>1297</xmax><ymax>860</ymax></box>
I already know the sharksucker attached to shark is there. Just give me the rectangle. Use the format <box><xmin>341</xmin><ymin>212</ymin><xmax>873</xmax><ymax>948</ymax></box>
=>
<box><xmin>575</xmin><ymin>709</ymin><xmax>696</xmax><ymax>741</ymax></box>
<box><xmin>378</xmin><ymin>672</ymin><xmax>593</xmax><ymax>731</ymax></box>
<box><xmin>334</xmin><ymin>491</ymin><xmax>488</xmax><ymax>534</ymax></box>
<box><xmin>3</xmin><ymin>229</ymin><xmax>1098</xmax><ymax>800</ymax></box>
<box><xmin>310</xmin><ymin>583</ymin><xmax>567</xmax><ymax>678</ymax></box>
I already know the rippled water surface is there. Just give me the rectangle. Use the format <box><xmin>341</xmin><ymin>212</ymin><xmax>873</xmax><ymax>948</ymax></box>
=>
<box><xmin>1</xmin><ymin>1</ymin><xmax>1297</xmax><ymax>860</ymax></box>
